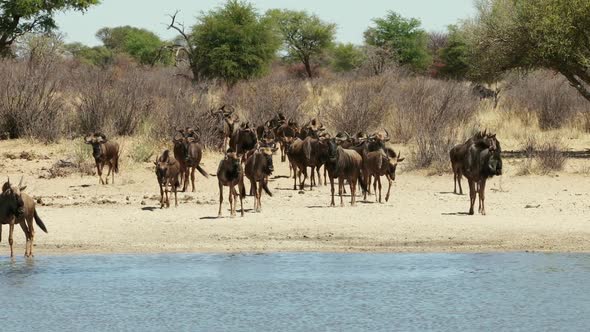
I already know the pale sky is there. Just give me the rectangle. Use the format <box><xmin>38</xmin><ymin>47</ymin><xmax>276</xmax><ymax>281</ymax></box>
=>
<box><xmin>55</xmin><ymin>0</ymin><xmax>475</xmax><ymax>46</ymax></box>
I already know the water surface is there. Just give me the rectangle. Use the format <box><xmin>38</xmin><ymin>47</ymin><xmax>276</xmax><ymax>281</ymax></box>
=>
<box><xmin>1</xmin><ymin>253</ymin><xmax>589</xmax><ymax>331</ymax></box>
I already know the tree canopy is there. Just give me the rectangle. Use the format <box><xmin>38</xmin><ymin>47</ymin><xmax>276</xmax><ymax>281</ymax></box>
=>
<box><xmin>330</xmin><ymin>43</ymin><xmax>364</xmax><ymax>73</ymax></box>
<box><xmin>465</xmin><ymin>0</ymin><xmax>590</xmax><ymax>100</ymax></box>
<box><xmin>96</xmin><ymin>26</ymin><xmax>171</xmax><ymax>66</ymax></box>
<box><xmin>269</xmin><ymin>9</ymin><xmax>336</xmax><ymax>78</ymax></box>
<box><xmin>190</xmin><ymin>0</ymin><xmax>280</xmax><ymax>85</ymax></box>
<box><xmin>364</xmin><ymin>11</ymin><xmax>431</xmax><ymax>72</ymax></box>
<box><xmin>0</xmin><ymin>0</ymin><xmax>99</xmax><ymax>57</ymax></box>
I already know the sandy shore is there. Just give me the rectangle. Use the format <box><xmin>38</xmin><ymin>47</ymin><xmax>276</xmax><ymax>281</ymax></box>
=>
<box><xmin>0</xmin><ymin>141</ymin><xmax>589</xmax><ymax>255</ymax></box>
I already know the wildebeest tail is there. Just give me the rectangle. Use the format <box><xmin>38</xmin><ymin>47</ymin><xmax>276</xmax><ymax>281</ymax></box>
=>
<box><xmin>197</xmin><ymin>165</ymin><xmax>210</xmax><ymax>178</ymax></box>
<box><xmin>34</xmin><ymin>210</ymin><xmax>48</xmax><ymax>233</ymax></box>
<box><xmin>262</xmin><ymin>180</ymin><xmax>272</xmax><ymax>197</ymax></box>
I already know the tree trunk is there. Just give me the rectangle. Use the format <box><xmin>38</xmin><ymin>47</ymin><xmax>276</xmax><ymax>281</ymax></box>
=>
<box><xmin>303</xmin><ymin>57</ymin><xmax>313</xmax><ymax>79</ymax></box>
<box><xmin>561</xmin><ymin>69</ymin><xmax>590</xmax><ymax>103</ymax></box>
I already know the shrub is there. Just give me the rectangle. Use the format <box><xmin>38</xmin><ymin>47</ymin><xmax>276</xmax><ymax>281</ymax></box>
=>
<box><xmin>322</xmin><ymin>75</ymin><xmax>394</xmax><ymax>134</ymax></box>
<box><xmin>536</xmin><ymin>142</ymin><xmax>566</xmax><ymax>174</ymax></box>
<box><xmin>393</xmin><ymin>77</ymin><xmax>477</xmax><ymax>171</ymax></box>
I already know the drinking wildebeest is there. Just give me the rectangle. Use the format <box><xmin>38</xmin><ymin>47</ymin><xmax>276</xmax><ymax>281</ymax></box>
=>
<box><xmin>0</xmin><ymin>178</ymin><xmax>48</xmax><ymax>257</ymax></box>
<box><xmin>155</xmin><ymin>150</ymin><xmax>181</xmax><ymax>209</ymax></box>
<box><xmin>84</xmin><ymin>133</ymin><xmax>120</xmax><ymax>185</ymax></box>
<box><xmin>450</xmin><ymin>131</ymin><xmax>498</xmax><ymax>195</ymax></box>
<box><xmin>244</xmin><ymin>142</ymin><xmax>278</xmax><ymax>212</ymax></box>
<box><xmin>172</xmin><ymin>130</ymin><xmax>209</xmax><ymax>192</ymax></box>
<box><xmin>324</xmin><ymin>137</ymin><xmax>367</xmax><ymax>207</ymax></box>
<box><xmin>461</xmin><ymin>138</ymin><xmax>503</xmax><ymax>215</ymax></box>
<box><xmin>217</xmin><ymin>150</ymin><xmax>246</xmax><ymax>217</ymax></box>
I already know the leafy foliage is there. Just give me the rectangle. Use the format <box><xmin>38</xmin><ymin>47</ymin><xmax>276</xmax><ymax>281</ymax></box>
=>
<box><xmin>96</xmin><ymin>26</ymin><xmax>172</xmax><ymax>66</ymax></box>
<box><xmin>268</xmin><ymin>9</ymin><xmax>336</xmax><ymax>78</ymax></box>
<box><xmin>330</xmin><ymin>43</ymin><xmax>364</xmax><ymax>73</ymax></box>
<box><xmin>364</xmin><ymin>11</ymin><xmax>432</xmax><ymax>72</ymax></box>
<box><xmin>437</xmin><ymin>25</ymin><xmax>469</xmax><ymax>80</ymax></box>
<box><xmin>466</xmin><ymin>0</ymin><xmax>590</xmax><ymax>100</ymax></box>
<box><xmin>0</xmin><ymin>0</ymin><xmax>99</xmax><ymax>57</ymax></box>
<box><xmin>190</xmin><ymin>0</ymin><xmax>280</xmax><ymax>85</ymax></box>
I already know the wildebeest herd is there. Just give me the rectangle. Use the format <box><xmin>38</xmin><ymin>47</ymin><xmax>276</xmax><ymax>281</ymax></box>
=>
<box><xmin>0</xmin><ymin>105</ymin><xmax>503</xmax><ymax>257</ymax></box>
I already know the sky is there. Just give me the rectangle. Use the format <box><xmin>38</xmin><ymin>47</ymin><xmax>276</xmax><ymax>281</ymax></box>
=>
<box><xmin>55</xmin><ymin>0</ymin><xmax>476</xmax><ymax>46</ymax></box>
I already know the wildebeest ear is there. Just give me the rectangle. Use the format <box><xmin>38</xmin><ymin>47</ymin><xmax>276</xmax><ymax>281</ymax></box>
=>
<box><xmin>397</xmin><ymin>158</ymin><xmax>405</xmax><ymax>163</ymax></box>
<box><xmin>19</xmin><ymin>185</ymin><xmax>27</xmax><ymax>191</ymax></box>
<box><xmin>84</xmin><ymin>136</ymin><xmax>92</xmax><ymax>144</ymax></box>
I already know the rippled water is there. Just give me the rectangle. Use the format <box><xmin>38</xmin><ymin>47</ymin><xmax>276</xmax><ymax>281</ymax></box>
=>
<box><xmin>1</xmin><ymin>253</ymin><xmax>589</xmax><ymax>331</ymax></box>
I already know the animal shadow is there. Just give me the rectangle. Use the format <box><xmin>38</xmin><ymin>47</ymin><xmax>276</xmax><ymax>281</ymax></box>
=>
<box><xmin>141</xmin><ymin>207</ymin><xmax>159</xmax><ymax>212</ymax></box>
<box><xmin>441</xmin><ymin>212</ymin><xmax>471</xmax><ymax>216</ymax></box>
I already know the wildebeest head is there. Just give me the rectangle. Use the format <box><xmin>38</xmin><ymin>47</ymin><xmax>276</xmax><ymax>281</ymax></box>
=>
<box><xmin>386</xmin><ymin>150</ymin><xmax>405</xmax><ymax>181</ymax></box>
<box><xmin>154</xmin><ymin>151</ymin><xmax>173</xmax><ymax>182</ymax></box>
<box><xmin>84</xmin><ymin>133</ymin><xmax>107</xmax><ymax>159</ymax></box>
<box><xmin>1</xmin><ymin>177</ymin><xmax>26</xmax><ymax>218</ymax></box>
<box><xmin>258</xmin><ymin>142</ymin><xmax>278</xmax><ymax>174</ymax></box>
<box><xmin>328</xmin><ymin>137</ymin><xmax>344</xmax><ymax>161</ymax></box>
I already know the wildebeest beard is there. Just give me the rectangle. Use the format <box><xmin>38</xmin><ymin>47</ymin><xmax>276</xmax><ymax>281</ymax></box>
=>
<box><xmin>92</xmin><ymin>144</ymin><xmax>102</xmax><ymax>159</ymax></box>
<box><xmin>227</xmin><ymin>159</ymin><xmax>240</xmax><ymax>179</ymax></box>
<box><xmin>482</xmin><ymin>150</ymin><xmax>503</xmax><ymax>177</ymax></box>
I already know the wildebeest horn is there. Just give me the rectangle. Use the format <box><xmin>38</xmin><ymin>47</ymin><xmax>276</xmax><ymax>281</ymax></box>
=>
<box><xmin>6</xmin><ymin>177</ymin><xmax>10</xmax><ymax>186</ymax></box>
<box><xmin>384</xmin><ymin>129</ymin><xmax>390</xmax><ymax>141</ymax></box>
<box><xmin>18</xmin><ymin>176</ymin><xmax>23</xmax><ymax>188</ymax></box>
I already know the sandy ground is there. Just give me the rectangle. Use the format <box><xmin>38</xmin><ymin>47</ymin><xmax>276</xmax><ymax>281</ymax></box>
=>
<box><xmin>0</xmin><ymin>139</ymin><xmax>589</xmax><ymax>256</ymax></box>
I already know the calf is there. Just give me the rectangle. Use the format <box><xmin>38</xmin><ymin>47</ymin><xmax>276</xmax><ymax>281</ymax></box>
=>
<box><xmin>84</xmin><ymin>133</ymin><xmax>120</xmax><ymax>185</ymax></box>
<box><xmin>363</xmin><ymin>148</ymin><xmax>405</xmax><ymax>203</ymax></box>
<box><xmin>155</xmin><ymin>150</ymin><xmax>181</xmax><ymax>208</ymax></box>
<box><xmin>217</xmin><ymin>150</ymin><xmax>246</xmax><ymax>217</ymax></box>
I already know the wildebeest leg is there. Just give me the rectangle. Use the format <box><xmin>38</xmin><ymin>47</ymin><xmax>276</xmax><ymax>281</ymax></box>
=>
<box><xmin>310</xmin><ymin>166</ymin><xmax>315</xmax><ymax>189</ymax></box>
<box><xmin>457</xmin><ymin>171</ymin><xmax>463</xmax><ymax>195</ymax></box>
<box><xmin>164</xmin><ymin>182</ymin><xmax>170</xmax><ymax>208</ymax></box>
<box><xmin>190</xmin><ymin>167</ymin><xmax>196</xmax><ymax>192</ymax></box>
<box><xmin>330</xmin><ymin>176</ymin><xmax>336</xmax><ymax>207</ymax></box>
<box><xmin>385</xmin><ymin>175</ymin><xmax>392</xmax><ymax>202</ymax></box>
<box><xmin>96</xmin><ymin>161</ymin><xmax>104</xmax><ymax>185</ymax></box>
<box><xmin>300</xmin><ymin>168</ymin><xmax>308</xmax><ymax>191</ymax></box>
<box><xmin>20</xmin><ymin>222</ymin><xmax>31</xmax><ymax>257</ymax></box>
<box><xmin>173</xmin><ymin>182</ymin><xmax>178</xmax><ymax>207</ymax></box>
<box><xmin>8</xmin><ymin>219</ymin><xmax>15</xmax><ymax>258</ymax></box>
<box><xmin>249</xmin><ymin>178</ymin><xmax>256</xmax><ymax>197</ymax></box>
<box><xmin>363</xmin><ymin>170</ymin><xmax>370</xmax><ymax>201</ymax></box>
<box><xmin>377</xmin><ymin>176</ymin><xmax>383</xmax><ymax>203</ymax></box>
<box><xmin>105</xmin><ymin>162</ymin><xmax>112</xmax><ymax>185</ymax></box>
<box><xmin>350</xmin><ymin>178</ymin><xmax>357</xmax><ymax>206</ymax></box>
<box><xmin>323</xmin><ymin>166</ymin><xmax>327</xmax><ymax>186</ymax></box>
<box><xmin>316</xmin><ymin>166</ymin><xmax>322</xmax><ymax>187</ymax></box>
<box><xmin>479</xmin><ymin>179</ymin><xmax>487</xmax><ymax>215</ymax></box>
<box><xmin>292</xmin><ymin>164</ymin><xmax>298</xmax><ymax>190</ymax></box>
<box><xmin>229</xmin><ymin>185</ymin><xmax>235</xmax><ymax>217</ymax></box>
<box><xmin>238</xmin><ymin>186</ymin><xmax>244</xmax><ymax>217</ymax></box>
<box><xmin>256</xmin><ymin>180</ymin><xmax>262</xmax><ymax>212</ymax></box>
<box><xmin>468</xmin><ymin>180</ymin><xmax>476</xmax><ymax>215</ymax></box>
<box><xmin>339</xmin><ymin>177</ymin><xmax>344</xmax><ymax>207</ymax></box>
<box><xmin>218</xmin><ymin>183</ymin><xmax>224</xmax><ymax>217</ymax></box>
<box><xmin>159</xmin><ymin>181</ymin><xmax>165</xmax><ymax>208</ymax></box>
<box><xmin>182</xmin><ymin>168</ymin><xmax>189</xmax><ymax>192</ymax></box>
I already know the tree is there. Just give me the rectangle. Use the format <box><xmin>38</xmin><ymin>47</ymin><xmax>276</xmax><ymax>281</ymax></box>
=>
<box><xmin>364</xmin><ymin>11</ymin><xmax>431</xmax><ymax>72</ymax></box>
<box><xmin>437</xmin><ymin>25</ymin><xmax>469</xmax><ymax>80</ymax></box>
<box><xmin>466</xmin><ymin>0</ymin><xmax>590</xmax><ymax>101</ymax></box>
<box><xmin>96</xmin><ymin>26</ymin><xmax>171</xmax><ymax>66</ymax></box>
<box><xmin>0</xmin><ymin>0</ymin><xmax>99</xmax><ymax>57</ymax></box>
<box><xmin>330</xmin><ymin>43</ymin><xmax>364</xmax><ymax>73</ymax></box>
<box><xmin>188</xmin><ymin>0</ymin><xmax>280</xmax><ymax>85</ymax></box>
<box><xmin>65</xmin><ymin>42</ymin><xmax>113</xmax><ymax>66</ymax></box>
<box><xmin>269</xmin><ymin>9</ymin><xmax>336</xmax><ymax>78</ymax></box>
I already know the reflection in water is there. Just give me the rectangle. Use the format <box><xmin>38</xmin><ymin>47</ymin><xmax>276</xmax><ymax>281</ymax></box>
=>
<box><xmin>1</xmin><ymin>253</ymin><xmax>589</xmax><ymax>331</ymax></box>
